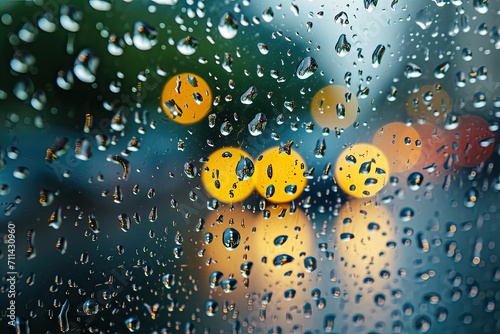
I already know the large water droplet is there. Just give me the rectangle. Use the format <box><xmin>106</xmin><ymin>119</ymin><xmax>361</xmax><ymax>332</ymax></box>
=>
<box><xmin>335</xmin><ymin>34</ymin><xmax>351</xmax><ymax>57</ymax></box>
<box><xmin>133</xmin><ymin>21</ymin><xmax>158</xmax><ymax>50</ymax></box>
<box><xmin>248</xmin><ymin>112</ymin><xmax>267</xmax><ymax>136</ymax></box>
<box><xmin>296</xmin><ymin>57</ymin><xmax>318</xmax><ymax>79</ymax></box>
<box><xmin>73</xmin><ymin>49</ymin><xmax>99</xmax><ymax>83</ymax></box>
<box><xmin>235</xmin><ymin>156</ymin><xmax>254</xmax><ymax>181</ymax></box>
<box><xmin>222</xmin><ymin>228</ymin><xmax>241</xmax><ymax>250</ymax></box>
<box><xmin>218</xmin><ymin>12</ymin><xmax>238</xmax><ymax>39</ymax></box>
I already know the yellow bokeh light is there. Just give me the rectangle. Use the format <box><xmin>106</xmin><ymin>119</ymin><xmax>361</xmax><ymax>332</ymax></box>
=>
<box><xmin>254</xmin><ymin>146</ymin><xmax>307</xmax><ymax>203</ymax></box>
<box><xmin>201</xmin><ymin>147</ymin><xmax>255</xmax><ymax>203</ymax></box>
<box><xmin>161</xmin><ymin>72</ymin><xmax>213</xmax><ymax>124</ymax></box>
<box><xmin>372</xmin><ymin>122</ymin><xmax>422</xmax><ymax>174</ymax></box>
<box><xmin>311</xmin><ymin>85</ymin><xmax>359</xmax><ymax>129</ymax></box>
<box><xmin>334</xmin><ymin>143</ymin><xmax>390</xmax><ymax>198</ymax></box>
<box><xmin>202</xmin><ymin>204</ymin><xmax>315</xmax><ymax>293</ymax></box>
<box><xmin>335</xmin><ymin>199</ymin><xmax>397</xmax><ymax>287</ymax></box>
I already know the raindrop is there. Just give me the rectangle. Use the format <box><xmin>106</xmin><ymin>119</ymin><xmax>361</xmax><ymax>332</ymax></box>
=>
<box><xmin>248</xmin><ymin>113</ymin><xmax>267</xmax><ymax>136</ymax></box>
<box><xmin>133</xmin><ymin>21</ymin><xmax>158</xmax><ymax>50</ymax></box>
<box><xmin>404</xmin><ymin>63</ymin><xmax>422</xmax><ymax>78</ymax></box>
<box><xmin>218</xmin><ymin>12</ymin><xmax>238</xmax><ymax>39</ymax></box>
<box><xmin>89</xmin><ymin>0</ymin><xmax>113</xmax><ymax>11</ymax></box>
<box><xmin>83</xmin><ymin>300</ymin><xmax>99</xmax><ymax>315</ymax></box>
<box><xmin>335</xmin><ymin>34</ymin><xmax>351</xmax><ymax>57</ymax></box>
<box><xmin>340</xmin><ymin>233</ymin><xmax>354</xmax><ymax>241</ymax></box>
<box><xmin>223</xmin><ymin>228</ymin><xmax>241</xmax><ymax>250</ymax></box>
<box><xmin>434</xmin><ymin>61</ymin><xmax>450</xmax><ymax>79</ymax></box>
<box><xmin>241</xmin><ymin>86</ymin><xmax>258</xmax><ymax>104</ymax></box>
<box><xmin>415</xmin><ymin>8</ymin><xmax>432</xmax><ymax>30</ymax></box>
<box><xmin>177</xmin><ymin>36</ymin><xmax>198</xmax><ymax>55</ymax></box>
<box><xmin>235</xmin><ymin>156</ymin><xmax>254</xmax><ymax>181</ymax></box>
<box><xmin>273</xmin><ymin>254</ymin><xmax>294</xmax><ymax>267</ymax></box>
<box><xmin>364</xmin><ymin>0</ymin><xmax>378</xmax><ymax>12</ymax></box>
<box><xmin>296</xmin><ymin>57</ymin><xmax>318</xmax><ymax>79</ymax></box>
<box><xmin>274</xmin><ymin>235</ymin><xmax>288</xmax><ymax>246</ymax></box>
<box><xmin>304</xmin><ymin>256</ymin><xmax>317</xmax><ymax>272</ymax></box>
<box><xmin>209</xmin><ymin>271</ymin><xmax>223</xmax><ymax>288</ymax></box>
<box><xmin>125</xmin><ymin>316</ymin><xmax>140</xmax><ymax>332</ymax></box>
<box><xmin>372</xmin><ymin>44</ymin><xmax>385</xmax><ymax>68</ymax></box>
<box><xmin>60</xmin><ymin>5</ymin><xmax>82</xmax><ymax>32</ymax></box>
<box><xmin>73</xmin><ymin>49</ymin><xmax>99</xmax><ymax>83</ymax></box>
<box><xmin>407</xmin><ymin>172</ymin><xmax>424</xmax><ymax>191</ymax></box>
<box><xmin>400</xmin><ymin>207</ymin><xmax>415</xmax><ymax>222</ymax></box>
<box><xmin>206</xmin><ymin>300</ymin><xmax>218</xmax><ymax>316</ymax></box>
<box><xmin>262</xmin><ymin>7</ymin><xmax>274</xmax><ymax>22</ymax></box>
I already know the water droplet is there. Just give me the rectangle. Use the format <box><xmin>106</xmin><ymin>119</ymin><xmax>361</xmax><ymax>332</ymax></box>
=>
<box><xmin>209</xmin><ymin>271</ymin><xmax>223</xmax><ymax>288</ymax></box>
<box><xmin>400</xmin><ymin>207</ymin><xmax>415</xmax><ymax>222</ymax></box>
<box><xmin>38</xmin><ymin>13</ymin><xmax>57</xmax><ymax>32</ymax></box>
<box><xmin>240</xmin><ymin>261</ymin><xmax>253</xmax><ymax>277</ymax></box>
<box><xmin>407</xmin><ymin>172</ymin><xmax>424</xmax><ymax>191</ymax></box>
<box><xmin>177</xmin><ymin>36</ymin><xmax>198</xmax><ymax>55</ymax></box>
<box><xmin>273</xmin><ymin>254</ymin><xmax>294</xmax><ymax>267</ymax></box>
<box><xmin>13</xmin><ymin>166</ymin><xmax>29</xmax><ymax>179</ymax></box>
<box><xmin>118</xmin><ymin>213</ymin><xmax>130</xmax><ymax>232</ymax></box>
<box><xmin>335</xmin><ymin>34</ymin><xmax>351</xmax><ymax>57</ymax></box>
<box><xmin>125</xmin><ymin>316</ymin><xmax>140</xmax><ymax>332</ymax></box>
<box><xmin>372</xmin><ymin>44</ymin><xmax>385</xmax><ymax>68</ymax></box>
<box><xmin>10</xmin><ymin>49</ymin><xmax>35</xmax><ymax>73</ymax></box>
<box><xmin>334</xmin><ymin>11</ymin><xmax>349</xmax><ymax>26</ymax></box>
<box><xmin>240</xmin><ymin>86</ymin><xmax>258</xmax><ymax>104</ymax></box>
<box><xmin>83</xmin><ymin>299</ymin><xmax>99</xmax><ymax>315</ymax></box>
<box><xmin>205</xmin><ymin>300</ymin><xmax>218</xmax><ymax>316</ymax></box>
<box><xmin>218</xmin><ymin>12</ymin><xmax>238</xmax><ymax>39</ymax></box>
<box><xmin>404</xmin><ymin>63</ymin><xmax>422</xmax><ymax>78</ymax></box>
<box><xmin>274</xmin><ymin>235</ymin><xmax>288</xmax><ymax>246</ymax></box>
<box><xmin>222</xmin><ymin>228</ymin><xmax>241</xmax><ymax>250</ymax></box>
<box><xmin>220</xmin><ymin>121</ymin><xmax>233</xmax><ymax>136</ymax></box>
<box><xmin>13</xmin><ymin>77</ymin><xmax>34</xmax><ymax>100</ymax></box>
<box><xmin>221</xmin><ymin>278</ymin><xmax>237</xmax><ymax>292</ymax></box>
<box><xmin>434</xmin><ymin>61</ymin><xmax>450</xmax><ymax>79</ymax></box>
<box><xmin>284</xmin><ymin>289</ymin><xmax>296</xmax><ymax>300</ymax></box>
<box><xmin>364</xmin><ymin>0</ymin><xmax>378</xmax><ymax>12</ymax></box>
<box><xmin>304</xmin><ymin>256</ymin><xmax>317</xmax><ymax>272</ymax></box>
<box><xmin>73</xmin><ymin>49</ymin><xmax>99</xmax><ymax>83</ymax></box>
<box><xmin>443</xmin><ymin>113</ymin><xmax>459</xmax><ymax>130</ymax></box>
<box><xmin>340</xmin><ymin>233</ymin><xmax>354</xmax><ymax>241</ymax></box>
<box><xmin>296</xmin><ymin>56</ymin><xmax>318</xmax><ymax>79</ymax></box>
<box><xmin>473</xmin><ymin>0</ymin><xmax>488</xmax><ymax>14</ymax></box>
<box><xmin>60</xmin><ymin>5</ymin><xmax>82</xmax><ymax>32</ymax></box>
<box><xmin>133</xmin><ymin>21</ymin><xmax>157</xmax><ymax>50</ymax></box>
<box><xmin>89</xmin><ymin>0</ymin><xmax>113</xmax><ymax>11</ymax></box>
<box><xmin>472</xmin><ymin>92</ymin><xmax>487</xmax><ymax>108</ymax></box>
<box><xmin>266</xmin><ymin>184</ymin><xmax>275</xmax><ymax>198</ymax></box>
<box><xmin>57</xmin><ymin>299</ymin><xmax>70</xmax><ymax>332</ymax></box>
<box><xmin>235</xmin><ymin>156</ymin><xmax>254</xmax><ymax>181</ymax></box>
<box><xmin>257</xmin><ymin>42</ymin><xmax>269</xmax><ymax>55</ymax></box>
<box><xmin>415</xmin><ymin>8</ymin><xmax>432</xmax><ymax>30</ymax></box>
<box><xmin>247</xmin><ymin>112</ymin><xmax>267</xmax><ymax>136</ymax></box>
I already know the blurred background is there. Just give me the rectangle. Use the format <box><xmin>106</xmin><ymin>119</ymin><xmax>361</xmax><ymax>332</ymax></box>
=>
<box><xmin>0</xmin><ymin>0</ymin><xmax>499</xmax><ymax>333</ymax></box>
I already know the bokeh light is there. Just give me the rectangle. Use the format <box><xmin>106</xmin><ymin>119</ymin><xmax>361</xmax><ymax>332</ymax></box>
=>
<box><xmin>311</xmin><ymin>85</ymin><xmax>359</xmax><ymax>130</ymax></box>
<box><xmin>445</xmin><ymin>115</ymin><xmax>495</xmax><ymax>168</ymax></box>
<box><xmin>406</xmin><ymin>84</ymin><xmax>451</xmax><ymax>124</ymax></box>
<box><xmin>372</xmin><ymin>122</ymin><xmax>422</xmax><ymax>174</ymax></box>
<box><xmin>335</xmin><ymin>199</ymin><xmax>395</xmax><ymax>276</ymax></box>
<box><xmin>161</xmin><ymin>72</ymin><xmax>213</xmax><ymax>124</ymax></box>
<box><xmin>201</xmin><ymin>147</ymin><xmax>255</xmax><ymax>203</ymax></box>
<box><xmin>411</xmin><ymin>122</ymin><xmax>451</xmax><ymax>178</ymax></box>
<box><xmin>254</xmin><ymin>146</ymin><xmax>307</xmax><ymax>203</ymax></box>
<box><xmin>334</xmin><ymin>143</ymin><xmax>390</xmax><ymax>198</ymax></box>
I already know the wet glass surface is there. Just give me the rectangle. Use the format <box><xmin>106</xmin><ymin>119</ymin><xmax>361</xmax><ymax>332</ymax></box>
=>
<box><xmin>0</xmin><ymin>0</ymin><xmax>499</xmax><ymax>333</ymax></box>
